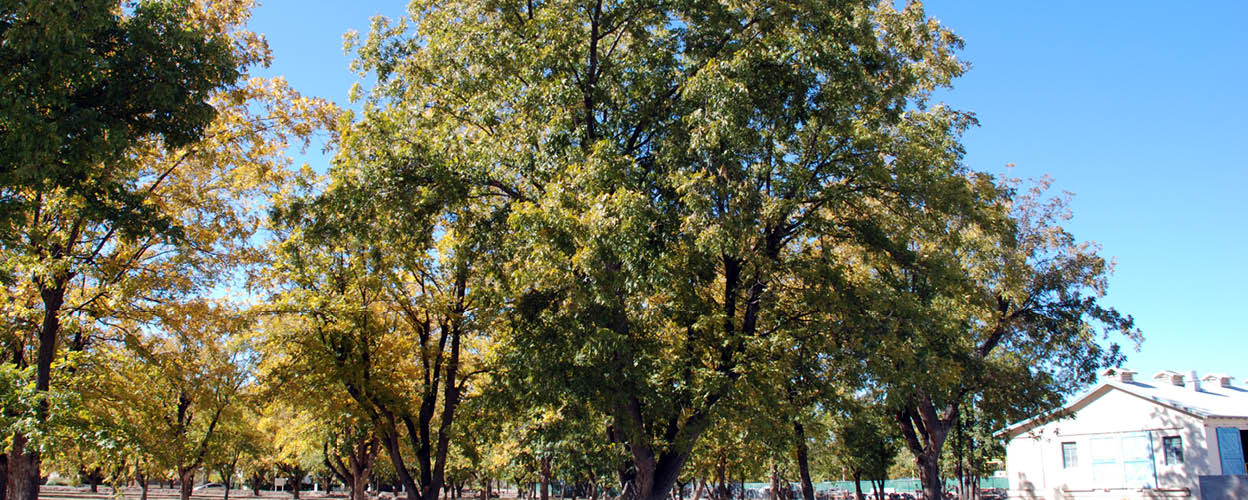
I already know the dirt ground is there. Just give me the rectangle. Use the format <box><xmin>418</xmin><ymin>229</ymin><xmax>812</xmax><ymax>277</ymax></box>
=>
<box><xmin>36</xmin><ymin>486</ymin><xmax>348</xmax><ymax>500</ymax></box>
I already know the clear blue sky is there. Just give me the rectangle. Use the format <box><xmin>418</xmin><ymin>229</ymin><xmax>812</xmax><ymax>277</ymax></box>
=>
<box><xmin>247</xmin><ymin>1</ymin><xmax>1248</xmax><ymax>383</ymax></box>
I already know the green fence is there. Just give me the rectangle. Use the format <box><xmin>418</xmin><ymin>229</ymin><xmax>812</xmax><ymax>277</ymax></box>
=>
<box><xmin>741</xmin><ymin>477</ymin><xmax>1008</xmax><ymax>494</ymax></box>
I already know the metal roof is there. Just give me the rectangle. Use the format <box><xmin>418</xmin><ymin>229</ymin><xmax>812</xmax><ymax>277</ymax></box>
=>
<box><xmin>998</xmin><ymin>372</ymin><xmax>1248</xmax><ymax>439</ymax></box>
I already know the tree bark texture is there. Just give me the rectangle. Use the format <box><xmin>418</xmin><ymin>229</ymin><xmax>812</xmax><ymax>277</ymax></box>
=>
<box><xmin>896</xmin><ymin>393</ymin><xmax>957</xmax><ymax>500</ymax></box>
<box><xmin>792</xmin><ymin>422</ymin><xmax>815</xmax><ymax>500</ymax></box>
<box><xmin>0</xmin><ymin>453</ymin><xmax>7</xmax><ymax>500</ymax></box>
<box><xmin>326</xmin><ymin>434</ymin><xmax>379</xmax><ymax>500</ymax></box>
<box><xmin>915</xmin><ymin>452</ymin><xmax>941</xmax><ymax>500</ymax></box>
<box><xmin>179</xmin><ymin>469</ymin><xmax>195</xmax><ymax>500</ymax></box>
<box><xmin>6</xmin><ymin>433</ymin><xmax>38</xmax><ymax>500</ymax></box>
<box><xmin>540</xmin><ymin>456</ymin><xmax>551</xmax><ymax>500</ymax></box>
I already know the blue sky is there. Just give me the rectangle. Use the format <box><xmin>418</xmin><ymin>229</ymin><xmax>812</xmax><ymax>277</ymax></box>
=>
<box><xmin>247</xmin><ymin>1</ymin><xmax>1248</xmax><ymax>383</ymax></box>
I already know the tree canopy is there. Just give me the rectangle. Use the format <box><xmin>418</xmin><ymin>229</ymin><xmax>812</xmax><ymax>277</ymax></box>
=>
<box><xmin>0</xmin><ymin>2</ymin><xmax>1140</xmax><ymax>500</ymax></box>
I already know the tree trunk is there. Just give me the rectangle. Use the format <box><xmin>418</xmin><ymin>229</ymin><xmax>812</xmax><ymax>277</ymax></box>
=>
<box><xmin>851</xmin><ymin>471</ymin><xmax>862</xmax><ymax>500</ymax></box>
<box><xmin>248</xmin><ymin>472</ymin><xmax>264</xmax><ymax>496</ymax></box>
<box><xmin>915</xmin><ymin>452</ymin><xmax>941</xmax><ymax>500</ymax></box>
<box><xmin>636</xmin><ymin>450</ymin><xmax>690</xmax><ymax>500</ymax></box>
<box><xmin>0</xmin><ymin>453</ymin><xmax>6</xmax><ymax>500</ymax></box>
<box><xmin>351</xmin><ymin>472</ymin><xmax>369</xmax><ymax>500</ymax></box>
<box><xmin>289</xmin><ymin>469</ymin><xmax>307</xmax><ymax>500</ymax></box>
<box><xmin>7</xmin><ymin>433</ymin><xmax>39</xmax><ymax>500</ymax></box>
<box><xmin>9</xmin><ymin>282</ymin><xmax>67</xmax><ymax>500</ymax></box>
<box><xmin>85</xmin><ymin>466</ymin><xmax>103</xmax><ymax>493</ymax></box>
<box><xmin>896</xmin><ymin>398</ymin><xmax>956</xmax><ymax>500</ymax></box>
<box><xmin>540</xmin><ymin>457</ymin><xmax>550</xmax><ymax>500</ymax></box>
<box><xmin>954</xmin><ymin>414</ymin><xmax>964</xmax><ymax>500</ymax></box>
<box><xmin>768</xmin><ymin>461</ymin><xmax>779</xmax><ymax>500</ymax></box>
<box><xmin>137</xmin><ymin>471</ymin><xmax>149</xmax><ymax>500</ymax></box>
<box><xmin>179</xmin><ymin>469</ymin><xmax>195</xmax><ymax>500</ymax></box>
<box><xmin>690</xmin><ymin>480</ymin><xmax>703</xmax><ymax>500</ymax></box>
<box><xmin>792</xmin><ymin>422</ymin><xmax>814</xmax><ymax>500</ymax></box>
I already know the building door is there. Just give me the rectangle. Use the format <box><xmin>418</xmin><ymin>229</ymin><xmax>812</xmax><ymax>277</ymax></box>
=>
<box><xmin>1089</xmin><ymin>432</ymin><xmax>1156</xmax><ymax>489</ymax></box>
<box><xmin>1216</xmin><ymin>427</ymin><xmax>1246</xmax><ymax>475</ymax></box>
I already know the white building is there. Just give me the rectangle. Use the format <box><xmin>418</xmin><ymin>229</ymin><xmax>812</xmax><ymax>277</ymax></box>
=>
<box><xmin>998</xmin><ymin>369</ymin><xmax>1248</xmax><ymax>500</ymax></box>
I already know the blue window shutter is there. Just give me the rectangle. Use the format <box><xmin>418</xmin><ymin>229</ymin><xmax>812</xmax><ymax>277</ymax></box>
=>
<box><xmin>1216</xmin><ymin>427</ymin><xmax>1246</xmax><ymax>475</ymax></box>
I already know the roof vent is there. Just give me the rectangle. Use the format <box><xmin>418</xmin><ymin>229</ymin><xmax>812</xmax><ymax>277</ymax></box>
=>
<box><xmin>1154</xmin><ymin>370</ymin><xmax>1185</xmax><ymax>386</ymax></box>
<box><xmin>1103</xmin><ymin>368</ymin><xmax>1137</xmax><ymax>383</ymax></box>
<box><xmin>1203</xmin><ymin>373</ymin><xmax>1234</xmax><ymax>388</ymax></box>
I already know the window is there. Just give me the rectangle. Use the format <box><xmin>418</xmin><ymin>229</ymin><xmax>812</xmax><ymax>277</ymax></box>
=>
<box><xmin>1164</xmin><ymin>436</ymin><xmax>1184</xmax><ymax>464</ymax></box>
<box><xmin>1062</xmin><ymin>441</ymin><xmax>1078</xmax><ymax>468</ymax></box>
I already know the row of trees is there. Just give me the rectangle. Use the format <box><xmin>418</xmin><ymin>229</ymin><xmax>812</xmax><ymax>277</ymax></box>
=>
<box><xmin>1</xmin><ymin>1</ymin><xmax>1140</xmax><ymax>500</ymax></box>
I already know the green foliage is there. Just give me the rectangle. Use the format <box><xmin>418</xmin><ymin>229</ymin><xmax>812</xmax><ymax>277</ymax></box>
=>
<box><xmin>0</xmin><ymin>3</ymin><xmax>1142</xmax><ymax>500</ymax></box>
<box><xmin>343</xmin><ymin>0</ymin><xmax>983</xmax><ymax>498</ymax></box>
<box><xmin>0</xmin><ymin>0</ymin><xmax>240</xmax><ymax>237</ymax></box>
<box><xmin>830</xmin><ymin>402</ymin><xmax>898</xmax><ymax>483</ymax></box>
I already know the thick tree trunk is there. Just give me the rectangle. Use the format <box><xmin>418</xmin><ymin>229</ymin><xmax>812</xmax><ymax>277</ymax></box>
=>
<box><xmin>915</xmin><ymin>453</ymin><xmax>941</xmax><ymax>500</ymax></box>
<box><xmin>179</xmin><ymin>469</ymin><xmax>195</xmax><ymax>500</ymax></box>
<box><xmin>351</xmin><ymin>473</ymin><xmax>369</xmax><ymax>500</ymax></box>
<box><xmin>852</xmin><ymin>471</ymin><xmax>863</xmax><ymax>500</ymax></box>
<box><xmin>7</xmin><ymin>433</ymin><xmax>39</xmax><ymax>500</ymax></box>
<box><xmin>792</xmin><ymin>422</ymin><xmax>814</xmax><ymax>500</ymax></box>
<box><xmin>896</xmin><ymin>396</ymin><xmax>956</xmax><ymax>500</ymax></box>
<box><xmin>0</xmin><ymin>453</ymin><xmax>6</xmax><ymax>500</ymax></box>
<box><xmin>631</xmin><ymin>447</ymin><xmax>690</xmax><ymax>500</ymax></box>
<box><xmin>9</xmin><ymin>283</ymin><xmax>67</xmax><ymax>500</ymax></box>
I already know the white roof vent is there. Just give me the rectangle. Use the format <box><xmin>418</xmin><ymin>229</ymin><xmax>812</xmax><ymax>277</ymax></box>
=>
<box><xmin>1154</xmin><ymin>370</ymin><xmax>1185</xmax><ymax>386</ymax></box>
<box><xmin>1103</xmin><ymin>368</ymin><xmax>1137</xmax><ymax>383</ymax></box>
<box><xmin>1203</xmin><ymin>373</ymin><xmax>1234</xmax><ymax>388</ymax></box>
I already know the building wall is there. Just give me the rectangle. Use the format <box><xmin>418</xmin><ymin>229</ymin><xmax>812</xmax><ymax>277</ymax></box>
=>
<box><xmin>1204</xmin><ymin>417</ymin><xmax>1248</xmax><ymax>476</ymax></box>
<box><xmin>1005</xmin><ymin>387</ymin><xmax>1213</xmax><ymax>500</ymax></box>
